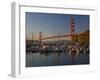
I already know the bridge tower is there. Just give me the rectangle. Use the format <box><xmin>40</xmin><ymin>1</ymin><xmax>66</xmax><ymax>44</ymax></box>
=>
<box><xmin>70</xmin><ymin>16</ymin><xmax>75</xmax><ymax>42</ymax></box>
<box><xmin>39</xmin><ymin>32</ymin><xmax>42</xmax><ymax>49</ymax></box>
<box><xmin>39</xmin><ymin>32</ymin><xmax>42</xmax><ymax>43</ymax></box>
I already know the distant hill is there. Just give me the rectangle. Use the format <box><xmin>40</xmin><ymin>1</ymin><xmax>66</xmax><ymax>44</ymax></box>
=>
<box><xmin>80</xmin><ymin>30</ymin><xmax>89</xmax><ymax>35</ymax></box>
<box><xmin>74</xmin><ymin>30</ymin><xmax>89</xmax><ymax>44</ymax></box>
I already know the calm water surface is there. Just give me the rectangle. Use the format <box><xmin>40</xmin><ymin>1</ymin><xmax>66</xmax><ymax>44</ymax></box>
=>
<box><xmin>26</xmin><ymin>52</ymin><xmax>89</xmax><ymax>67</ymax></box>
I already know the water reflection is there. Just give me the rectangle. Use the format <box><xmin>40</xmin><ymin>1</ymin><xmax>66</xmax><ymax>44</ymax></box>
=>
<box><xmin>26</xmin><ymin>52</ymin><xmax>89</xmax><ymax>67</ymax></box>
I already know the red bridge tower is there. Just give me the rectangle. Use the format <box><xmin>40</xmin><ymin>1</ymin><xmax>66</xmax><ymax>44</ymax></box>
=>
<box><xmin>70</xmin><ymin>16</ymin><xmax>75</xmax><ymax>42</ymax></box>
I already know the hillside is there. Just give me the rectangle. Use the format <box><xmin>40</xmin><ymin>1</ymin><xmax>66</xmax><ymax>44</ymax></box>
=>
<box><xmin>74</xmin><ymin>30</ymin><xmax>89</xmax><ymax>44</ymax></box>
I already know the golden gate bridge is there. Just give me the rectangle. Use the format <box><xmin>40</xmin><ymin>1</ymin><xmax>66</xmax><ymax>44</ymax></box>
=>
<box><xmin>26</xmin><ymin>16</ymin><xmax>89</xmax><ymax>54</ymax></box>
<box><xmin>38</xmin><ymin>16</ymin><xmax>75</xmax><ymax>43</ymax></box>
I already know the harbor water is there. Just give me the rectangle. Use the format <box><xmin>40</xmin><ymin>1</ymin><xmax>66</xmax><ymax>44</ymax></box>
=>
<box><xmin>26</xmin><ymin>52</ymin><xmax>89</xmax><ymax>67</ymax></box>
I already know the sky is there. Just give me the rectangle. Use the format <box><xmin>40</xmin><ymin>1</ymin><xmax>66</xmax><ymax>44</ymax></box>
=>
<box><xmin>26</xmin><ymin>12</ymin><xmax>89</xmax><ymax>40</ymax></box>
